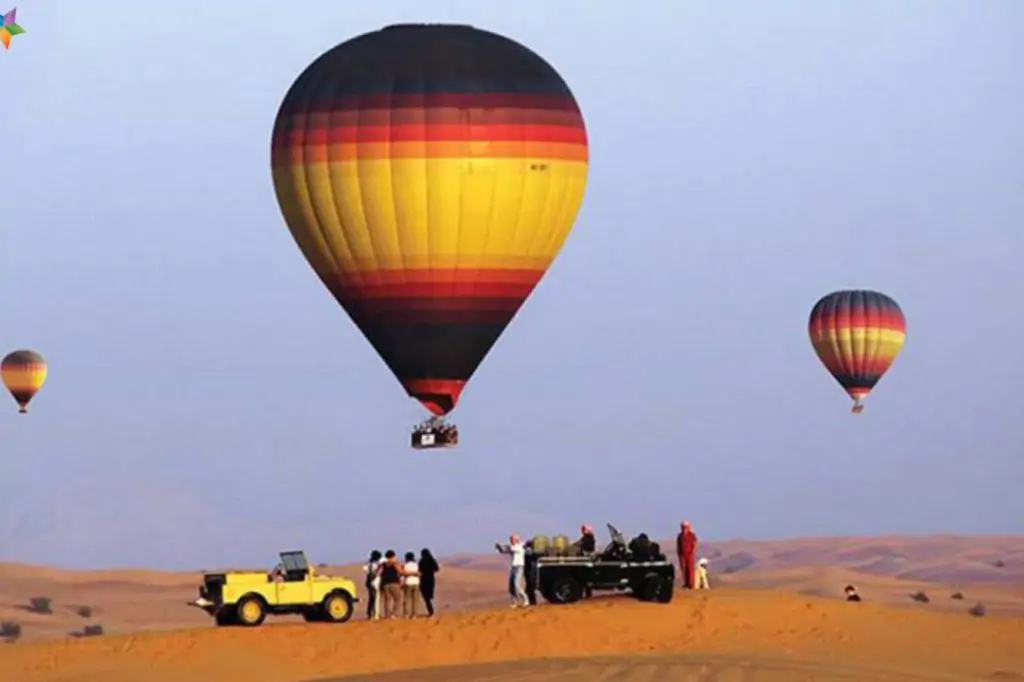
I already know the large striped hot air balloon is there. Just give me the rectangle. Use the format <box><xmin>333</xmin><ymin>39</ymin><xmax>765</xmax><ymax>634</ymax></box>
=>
<box><xmin>271</xmin><ymin>24</ymin><xmax>589</xmax><ymax>443</ymax></box>
<box><xmin>808</xmin><ymin>290</ymin><xmax>906</xmax><ymax>413</ymax></box>
<box><xmin>1</xmin><ymin>349</ymin><xmax>48</xmax><ymax>414</ymax></box>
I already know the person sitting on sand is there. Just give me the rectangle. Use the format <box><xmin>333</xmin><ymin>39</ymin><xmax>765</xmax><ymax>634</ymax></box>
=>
<box><xmin>844</xmin><ymin>584</ymin><xmax>861</xmax><ymax>602</ymax></box>
<box><xmin>495</xmin><ymin>533</ymin><xmax>529</xmax><ymax>608</ymax></box>
<box><xmin>696</xmin><ymin>557</ymin><xmax>710</xmax><ymax>589</ymax></box>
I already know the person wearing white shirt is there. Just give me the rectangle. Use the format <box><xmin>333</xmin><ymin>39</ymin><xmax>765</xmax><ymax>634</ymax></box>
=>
<box><xmin>402</xmin><ymin>551</ymin><xmax>421</xmax><ymax>618</ymax></box>
<box><xmin>495</xmin><ymin>533</ymin><xmax>529</xmax><ymax>607</ymax></box>
<box><xmin>363</xmin><ymin>550</ymin><xmax>383</xmax><ymax>620</ymax></box>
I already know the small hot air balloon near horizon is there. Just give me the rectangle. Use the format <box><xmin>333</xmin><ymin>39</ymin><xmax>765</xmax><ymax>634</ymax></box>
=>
<box><xmin>808</xmin><ymin>290</ymin><xmax>906</xmax><ymax>413</ymax></box>
<box><xmin>271</xmin><ymin>24</ymin><xmax>589</xmax><ymax>448</ymax></box>
<box><xmin>1</xmin><ymin>349</ymin><xmax>48</xmax><ymax>414</ymax></box>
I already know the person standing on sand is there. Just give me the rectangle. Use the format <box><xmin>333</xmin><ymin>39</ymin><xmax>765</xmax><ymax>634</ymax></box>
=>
<box><xmin>418</xmin><ymin>548</ymin><xmax>440</xmax><ymax>617</ymax></box>
<box><xmin>401</xmin><ymin>551</ymin><xmax>421</xmax><ymax>618</ymax></box>
<box><xmin>523</xmin><ymin>539</ymin><xmax>539</xmax><ymax>605</ymax></box>
<box><xmin>364</xmin><ymin>550</ymin><xmax>383</xmax><ymax>620</ymax></box>
<box><xmin>378</xmin><ymin>550</ymin><xmax>403</xmax><ymax>619</ymax></box>
<box><xmin>696</xmin><ymin>557</ymin><xmax>710</xmax><ymax>589</ymax></box>
<box><xmin>676</xmin><ymin>520</ymin><xmax>698</xmax><ymax>590</ymax></box>
<box><xmin>495</xmin><ymin>533</ymin><xmax>529</xmax><ymax>608</ymax></box>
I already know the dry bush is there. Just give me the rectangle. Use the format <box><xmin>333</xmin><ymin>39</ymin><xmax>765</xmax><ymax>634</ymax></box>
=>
<box><xmin>950</xmin><ymin>591</ymin><xmax>964</xmax><ymax>600</ymax></box>
<box><xmin>75</xmin><ymin>605</ymin><xmax>93</xmax><ymax>618</ymax></box>
<box><xmin>968</xmin><ymin>602</ymin><xmax>987</xmax><ymax>617</ymax></box>
<box><xmin>82</xmin><ymin>624</ymin><xmax>104</xmax><ymax>637</ymax></box>
<box><xmin>909</xmin><ymin>590</ymin><xmax>930</xmax><ymax>603</ymax></box>
<box><xmin>992</xmin><ymin>559</ymin><xmax>1006</xmax><ymax>568</ymax></box>
<box><xmin>0</xmin><ymin>621</ymin><xmax>21</xmax><ymax>641</ymax></box>
<box><xmin>28</xmin><ymin>597</ymin><xmax>52</xmax><ymax>614</ymax></box>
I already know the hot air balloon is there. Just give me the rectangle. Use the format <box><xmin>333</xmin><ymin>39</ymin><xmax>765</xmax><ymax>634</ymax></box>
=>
<box><xmin>1</xmin><ymin>349</ymin><xmax>47</xmax><ymax>414</ymax></box>
<box><xmin>271</xmin><ymin>24</ymin><xmax>589</xmax><ymax>448</ymax></box>
<box><xmin>808</xmin><ymin>290</ymin><xmax>905</xmax><ymax>413</ymax></box>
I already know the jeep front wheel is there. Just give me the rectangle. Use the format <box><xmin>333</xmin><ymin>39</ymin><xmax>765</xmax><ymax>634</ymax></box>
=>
<box><xmin>236</xmin><ymin>596</ymin><xmax>267</xmax><ymax>626</ymax></box>
<box><xmin>214</xmin><ymin>607</ymin><xmax>238</xmax><ymax>626</ymax></box>
<box><xmin>322</xmin><ymin>592</ymin><xmax>354</xmax><ymax>623</ymax></box>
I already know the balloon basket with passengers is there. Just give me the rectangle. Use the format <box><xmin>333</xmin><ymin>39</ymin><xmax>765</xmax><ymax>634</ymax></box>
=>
<box><xmin>270</xmin><ymin>24</ymin><xmax>590</xmax><ymax>449</ymax></box>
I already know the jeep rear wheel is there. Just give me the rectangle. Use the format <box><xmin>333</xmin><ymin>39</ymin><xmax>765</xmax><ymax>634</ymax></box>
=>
<box><xmin>639</xmin><ymin>574</ymin><xmax>673</xmax><ymax>603</ymax></box>
<box><xmin>550</xmin><ymin>576</ymin><xmax>584</xmax><ymax>604</ymax></box>
<box><xmin>236</xmin><ymin>595</ymin><xmax>267</xmax><ymax>626</ymax></box>
<box><xmin>322</xmin><ymin>592</ymin><xmax>354</xmax><ymax>623</ymax></box>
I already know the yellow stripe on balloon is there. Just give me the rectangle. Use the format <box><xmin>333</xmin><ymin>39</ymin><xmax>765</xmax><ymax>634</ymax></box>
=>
<box><xmin>272</xmin><ymin>158</ymin><xmax>589</xmax><ymax>274</ymax></box>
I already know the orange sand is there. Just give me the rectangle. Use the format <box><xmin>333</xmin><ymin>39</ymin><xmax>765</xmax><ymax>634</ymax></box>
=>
<box><xmin>1</xmin><ymin>589</ymin><xmax>1022</xmax><ymax>682</ymax></box>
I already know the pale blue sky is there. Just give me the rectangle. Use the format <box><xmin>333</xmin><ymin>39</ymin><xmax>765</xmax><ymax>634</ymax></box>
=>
<box><xmin>1</xmin><ymin>0</ymin><xmax>1022</xmax><ymax>568</ymax></box>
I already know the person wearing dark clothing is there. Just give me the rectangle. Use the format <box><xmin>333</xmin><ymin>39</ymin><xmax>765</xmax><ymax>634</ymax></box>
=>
<box><xmin>523</xmin><ymin>540</ymin><xmax>538</xmax><ymax>605</ymax></box>
<box><xmin>418</xmin><ymin>548</ymin><xmax>440</xmax><ymax>617</ymax></box>
<box><xmin>676</xmin><ymin>520</ymin><xmax>698</xmax><ymax>589</ymax></box>
<box><xmin>378</xmin><ymin>550</ymin><xmax>403</xmax><ymax>619</ymax></box>
<box><xmin>364</xmin><ymin>549</ymin><xmax>383</xmax><ymax>620</ymax></box>
<box><xmin>574</xmin><ymin>524</ymin><xmax>597</xmax><ymax>554</ymax></box>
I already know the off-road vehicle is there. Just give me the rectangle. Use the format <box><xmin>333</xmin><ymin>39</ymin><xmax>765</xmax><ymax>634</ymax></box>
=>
<box><xmin>189</xmin><ymin>550</ymin><xmax>359</xmax><ymax>626</ymax></box>
<box><xmin>533</xmin><ymin>524</ymin><xmax>675</xmax><ymax>605</ymax></box>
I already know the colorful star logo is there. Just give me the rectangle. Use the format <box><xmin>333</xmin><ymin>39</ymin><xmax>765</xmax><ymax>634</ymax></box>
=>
<box><xmin>1</xmin><ymin>7</ymin><xmax>25</xmax><ymax>50</ymax></box>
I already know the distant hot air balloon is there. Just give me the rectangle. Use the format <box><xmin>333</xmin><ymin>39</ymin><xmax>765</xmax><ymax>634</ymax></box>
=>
<box><xmin>808</xmin><ymin>290</ymin><xmax>905</xmax><ymax>413</ymax></box>
<box><xmin>1</xmin><ymin>349</ymin><xmax>47</xmax><ymax>414</ymax></box>
<box><xmin>271</xmin><ymin>24</ymin><xmax>589</xmax><ymax>446</ymax></box>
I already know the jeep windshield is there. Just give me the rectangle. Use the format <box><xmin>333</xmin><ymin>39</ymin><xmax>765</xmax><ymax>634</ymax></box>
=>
<box><xmin>279</xmin><ymin>551</ymin><xmax>309</xmax><ymax>580</ymax></box>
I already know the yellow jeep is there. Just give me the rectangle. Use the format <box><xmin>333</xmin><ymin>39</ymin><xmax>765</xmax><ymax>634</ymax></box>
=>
<box><xmin>189</xmin><ymin>550</ymin><xmax>359</xmax><ymax>626</ymax></box>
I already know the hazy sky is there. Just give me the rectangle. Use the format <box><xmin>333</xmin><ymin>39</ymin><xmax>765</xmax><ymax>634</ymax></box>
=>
<box><xmin>2</xmin><ymin>0</ymin><xmax>1022</xmax><ymax>569</ymax></box>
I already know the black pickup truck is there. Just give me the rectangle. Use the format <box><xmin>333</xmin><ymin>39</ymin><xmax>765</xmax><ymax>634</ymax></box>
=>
<box><xmin>533</xmin><ymin>524</ymin><xmax>675</xmax><ymax>605</ymax></box>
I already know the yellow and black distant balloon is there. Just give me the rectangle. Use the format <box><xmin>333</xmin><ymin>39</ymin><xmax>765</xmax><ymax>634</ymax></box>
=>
<box><xmin>271</xmin><ymin>24</ymin><xmax>589</xmax><ymax>417</ymax></box>
<box><xmin>808</xmin><ymin>290</ymin><xmax>906</xmax><ymax>413</ymax></box>
<box><xmin>2</xmin><ymin>349</ymin><xmax>48</xmax><ymax>414</ymax></box>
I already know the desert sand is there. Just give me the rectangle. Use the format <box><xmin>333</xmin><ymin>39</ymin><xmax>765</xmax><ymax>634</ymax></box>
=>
<box><xmin>0</xmin><ymin>535</ymin><xmax>1022</xmax><ymax>681</ymax></box>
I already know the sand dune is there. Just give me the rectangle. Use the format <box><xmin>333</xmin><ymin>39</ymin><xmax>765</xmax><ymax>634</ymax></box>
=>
<box><xmin>0</xmin><ymin>535</ymin><xmax>1022</xmax><ymax>680</ymax></box>
<box><xmin>1</xmin><ymin>589</ymin><xmax>1022</xmax><ymax>682</ymax></box>
<box><xmin>1</xmin><ymin>534</ymin><xmax>1021</xmax><ymax>644</ymax></box>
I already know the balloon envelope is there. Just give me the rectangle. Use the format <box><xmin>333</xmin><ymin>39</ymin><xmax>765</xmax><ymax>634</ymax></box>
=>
<box><xmin>1</xmin><ymin>349</ymin><xmax>47</xmax><ymax>413</ymax></box>
<box><xmin>271</xmin><ymin>24</ymin><xmax>589</xmax><ymax>416</ymax></box>
<box><xmin>808</xmin><ymin>290</ymin><xmax>905</xmax><ymax>412</ymax></box>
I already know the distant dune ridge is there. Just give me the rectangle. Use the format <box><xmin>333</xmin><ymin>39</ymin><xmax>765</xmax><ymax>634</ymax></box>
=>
<box><xmin>448</xmin><ymin>534</ymin><xmax>1024</xmax><ymax>584</ymax></box>
<box><xmin>0</xmin><ymin>534</ymin><xmax>1022</xmax><ymax>681</ymax></box>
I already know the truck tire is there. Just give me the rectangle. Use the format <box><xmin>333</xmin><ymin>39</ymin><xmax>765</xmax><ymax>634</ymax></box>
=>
<box><xmin>321</xmin><ymin>591</ymin><xmax>354</xmax><ymax>623</ymax></box>
<box><xmin>655</xmin><ymin>576</ymin><xmax>674</xmax><ymax>603</ymax></box>
<box><xmin>214</xmin><ymin>607</ymin><xmax>238</xmax><ymax>626</ymax></box>
<box><xmin>550</xmin><ymin>575</ymin><xmax>584</xmax><ymax>604</ymax></box>
<box><xmin>236</xmin><ymin>595</ymin><xmax>267</xmax><ymax>626</ymax></box>
<box><xmin>639</xmin><ymin>573</ymin><xmax>671</xmax><ymax>603</ymax></box>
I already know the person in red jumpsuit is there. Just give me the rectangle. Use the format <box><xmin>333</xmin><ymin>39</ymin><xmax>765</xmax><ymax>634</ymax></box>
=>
<box><xmin>676</xmin><ymin>520</ymin><xmax>698</xmax><ymax>589</ymax></box>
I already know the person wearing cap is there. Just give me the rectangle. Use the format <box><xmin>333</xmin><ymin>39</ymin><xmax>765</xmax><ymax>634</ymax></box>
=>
<box><xmin>676</xmin><ymin>520</ymin><xmax>698</xmax><ymax>590</ymax></box>
<box><xmin>696</xmin><ymin>557</ymin><xmax>710</xmax><ymax>589</ymax></box>
<box><xmin>495</xmin><ymin>533</ymin><xmax>529</xmax><ymax>607</ymax></box>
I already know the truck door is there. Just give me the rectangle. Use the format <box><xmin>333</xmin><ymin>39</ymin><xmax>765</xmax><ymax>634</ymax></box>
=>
<box><xmin>591</xmin><ymin>561</ymin><xmax>627</xmax><ymax>589</ymax></box>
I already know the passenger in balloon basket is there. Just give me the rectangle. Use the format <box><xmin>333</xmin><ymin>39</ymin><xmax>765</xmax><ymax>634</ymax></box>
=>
<box><xmin>411</xmin><ymin>416</ymin><xmax>460</xmax><ymax>449</ymax></box>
